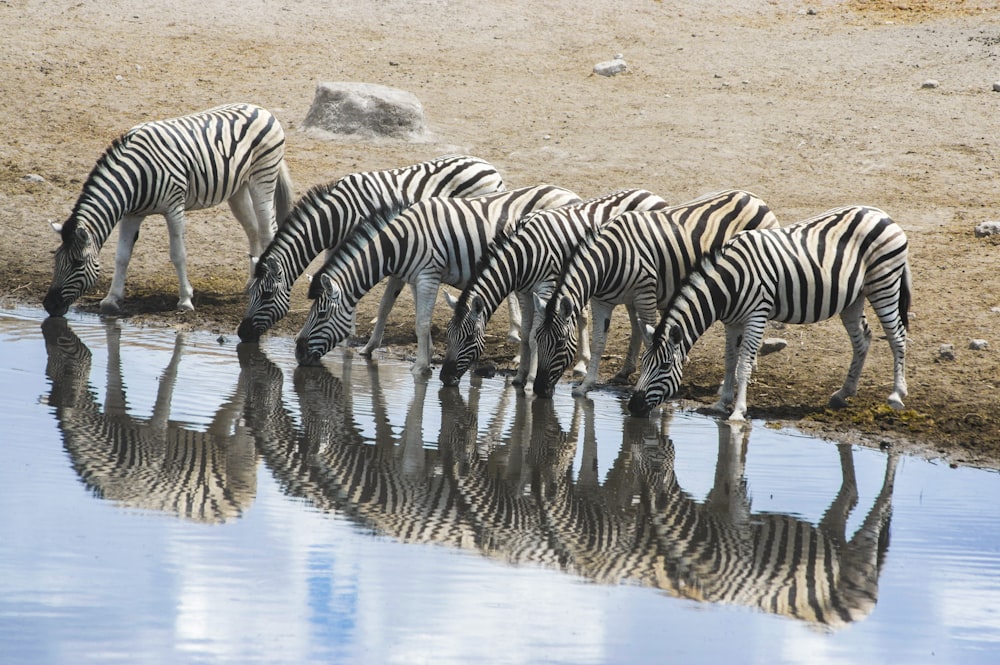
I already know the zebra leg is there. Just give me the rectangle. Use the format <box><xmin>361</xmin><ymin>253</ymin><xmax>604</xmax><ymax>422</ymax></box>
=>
<box><xmin>573</xmin><ymin>302</ymin><xmax>592</xmax><ymax>377</ymax></box>
<box><xmin>573</xmin><ymin>300</ymin><xmax>614</xmax><ymax>396</ymax></box>
<box><xmin>729</xmin><ymin>317</ymin><xmax>766</xmax><ymax>422</ymax></box>
<box><xmin>100</xmin><ymin>215</ymin><xmax>143</xmax><ymax>315</ymax></box>
<box><xmin>872</xmin><ymin>288</ymin><xmax>909</xmax><ymax>410</ymax></box>
<box><xmin>611</xmin><ymin>303</ymin><xmax>643</xmax><ymax>384</ymax></box>
<box><xmin>411</xmin><ymin>277</ymin><xmax>441</xmax><ymax>376</ymax></box>
<box><xmin>514</xmin><ymin>291</ymin><xmax>535</xmax><ymax>386</ymax></box>
<box><xmin>506</xmin><ymin>296</ymin><xmax>522</xmax><ymax>345</ymax></box>
<box><xmin>359</xmin><ymin>276</ymin><xmax>407</xmax><ymax>356</ymax></box>
<box><xmin>228</xmin><ymin>185</ymin><xmax>265</xmax><ymax>276</ymax></box>
<box><xmin>830</xmin><ymin>297</ymin><xmax>871</xmax><ymax>409</ymax></box>
<box><xmin>712</xmin><ymin>324</ymin><xmax>743</xmax><ymax>414</ymax></box>
<box><xmin>164</xmin><ymin>208</ymin><xmax>195</xmax><ymax>311</ymax></box>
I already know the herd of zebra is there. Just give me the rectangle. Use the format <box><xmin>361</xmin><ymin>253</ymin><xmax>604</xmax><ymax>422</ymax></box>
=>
<box><xmin>42</xmin><ymin>102</ymin><xmax>912</xmax><ymax>420</ymax></box>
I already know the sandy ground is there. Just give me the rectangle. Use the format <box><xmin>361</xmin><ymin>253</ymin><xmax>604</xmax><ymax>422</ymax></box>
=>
<box><xmin>2</xmin><ymin>0</ymin><xmax>999</xmax><ymax>468</ymax></box>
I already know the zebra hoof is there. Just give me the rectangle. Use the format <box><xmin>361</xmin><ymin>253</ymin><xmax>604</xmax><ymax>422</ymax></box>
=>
<box><xmin>176</xmin><ymin>300</ymin><xmax>194</xmax><ymax>312</ymax></box>
<box><xmin>887</xmin><ymin>394</ymin><xmax>905</xmax><ymax>410</ymax></box>
<box><xmin>828</xmin><ymin>393</ymin><xmax>850</xmax><ymax>410</ymax></box>
<box><xmin>99</xmin><ymin>298</ymin><xmax>123</xmax><ymax>316</ymax></box>
<box><xmin>506</xmin><ymin>332</ymin><xmax>521</xmax><ymax>345</ymax></box>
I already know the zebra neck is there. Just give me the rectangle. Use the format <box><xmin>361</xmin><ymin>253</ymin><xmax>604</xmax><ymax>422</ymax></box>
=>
<box><xmin>70</xmin><ymin>184</ymin><xmax>130</xmax><ymax>249</ymax></box>
<box><xmin>668</xmin><ymin>272</ymin><xmax>726</xmax><ymax>358</ymax></box>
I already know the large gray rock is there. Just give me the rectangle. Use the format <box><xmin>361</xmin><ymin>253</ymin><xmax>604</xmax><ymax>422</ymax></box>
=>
<box><xmin>302</xmin><ymin>82</ymin><xmax>428</xmax><ymax>140</ymax></box>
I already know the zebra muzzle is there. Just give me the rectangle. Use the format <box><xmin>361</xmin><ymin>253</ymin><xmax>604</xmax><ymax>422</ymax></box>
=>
<box><xmin>628</xmin><ymin>390</ymin><xmax>653</xmax><ymax>417</ymax></box>
<box><xmin>295</xmin><ymin>337</ymin><xmax>323</xmax><ymax>366</ymax></box>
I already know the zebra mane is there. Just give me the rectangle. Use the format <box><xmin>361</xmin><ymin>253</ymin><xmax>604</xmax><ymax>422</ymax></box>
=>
<box><xmin>543</xmin><ymin>221</ymin><xmax>603</xmax><ymax>319</ymax></box>
<box><xmin>61</xmin><ymin>132</ymin><xmax>134</xmax><ymax>241</ymax></box>
<box><xmin>652</xmin><ymin>246</ymin><xmax>727</xmax><ymax>344</ymax></box>
<box><xmin>306</xmin><ymin>201</ymin><xmax>404</xmax><ymax>299</ymax></box>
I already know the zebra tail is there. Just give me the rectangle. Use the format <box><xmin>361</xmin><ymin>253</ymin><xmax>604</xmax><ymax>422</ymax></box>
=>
<box><xmin>900</xmin><ymin>260</ymin><xmax>912</xmax><ymax>331</ymax></box>
<box><xmin>274</xmin><ymin>160</ymin><xmax>295</xmax><ymax>227</ymax></box>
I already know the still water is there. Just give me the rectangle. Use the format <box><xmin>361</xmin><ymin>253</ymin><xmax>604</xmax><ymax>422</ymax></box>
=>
<box><xmin>1</xmin><ymin>305</ymin><xmax>998</xmax><ymax>664</ymax></box>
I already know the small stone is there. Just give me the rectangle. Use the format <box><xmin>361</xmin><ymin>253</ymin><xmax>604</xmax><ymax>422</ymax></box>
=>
<box><xmin>938</xmin><ymin>344</ymin><xmax>956</xmax><ymax>361</ymax></box>
<box><xmin>759</xmin><ymin>337</ymin><xmax>788</xmax><ymax>356</ymax></box>
<box><xmin>974</xmin><ymin>221</ymin><xmax>1000</xmax><ymax>237</ymax></box>
<box><xmin>991</xmin><ymin>307</ymin><xmax>1000</xmax><ymax>314</ymax></box>
<box><xmin>921</xmin><ymin>79</ymin><xmax>939</xmax><ymax>89</ymax></box>
<box><xmin>969</xmin><ymin>339</ymin><xmax>989</xmax><ymax>351</ymax></box>
<box><xmin>993</xmin><ymin>81</ymin><xmax>1000</xmax><ymax>92</ymax></box>
<box><xmin>21</xmin><ymin>173</ymin><xmax>44</xmax><ymax>183</ymax></box>
<box><xmin>593</xmin><ymin>58</ymin><xmax>627</xmax><ymax>77</ymax></box>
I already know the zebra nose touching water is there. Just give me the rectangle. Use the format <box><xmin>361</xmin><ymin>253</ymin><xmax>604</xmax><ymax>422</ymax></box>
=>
<box><xmin>236</xmin><ymin>155</ymin><xmax>506</xmax><ymax>344</ymax></box>
<box><xmin>293</xmin><ymin>184</ymin><xmax>582</xmax><ymax>373</ymax></box>
<box><xmin>628</xmin><ymin>205</ymin><xmax>911</xmax><ymax>421</ymax></box>
<box><xmin>43</xmin><ymin>103</ymin><xmax>294</xmax><ymax>318</ymax></box>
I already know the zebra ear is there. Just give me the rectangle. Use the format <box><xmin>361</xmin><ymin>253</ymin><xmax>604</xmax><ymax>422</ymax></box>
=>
<box><xmin>669</xmin><ymin>324</ymin><xmax>682</xmax><ymax>345</ymax></box>
<box><xmin>319</xmin><ymin>273</ymin><xmax>337</xmax><ymax>297</ymax></box>
<box><xmin>532</xmin><ymin>292</ymin><xmax>548</xmax><ymax>314</ymax></box>
<box><xmin>50</xmin><ymin>220</ymin><xmax>63</xmax><ymax>234</ymax></box>
<box><xmin>442</xmin><ymin>290</ymin><xmax>458</xmax><ymax>311</ymax></box>
<box><xmin>642</xmin><ymin>324</ymin><xmax>655</xmax><ymax>346</ymax></box>
<box><xmin>469</xmin><ymin>294</ymin><xmax>484</xmax><ymax>316</ymax></box>
<box><xmin>558</xmin><ymin>295</ymin><xmax>575</xmax><ymax>319</ymax></box>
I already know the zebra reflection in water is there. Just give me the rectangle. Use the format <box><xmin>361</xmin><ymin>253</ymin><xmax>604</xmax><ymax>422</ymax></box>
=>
<box><xmin>41</xmin><ymin>318</ymin><xmax>257</xmax><ymax>523</ymax></box>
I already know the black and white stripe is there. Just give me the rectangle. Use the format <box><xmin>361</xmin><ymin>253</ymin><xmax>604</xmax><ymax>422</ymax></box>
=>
<box><xmin>294</xmin><ymin>184</ymin><xmax>581</xmax><ymax>373</ymax></box>
<box><xmin>629</xmin><ymin>205</ymin><xmax>911</xmax><ymax>420</ymax></box>
<box><xmin>533</xmin><ymin>189</ymin><xmax>779</xmax><ymax>398</ymax></box>
<box><xmin>44</xmin><ymin>103</ymin><xmax>294</xmax><ymax>317</ymax></box>
<box><xmin>237</xmin><ymin>155</ymin><xmax>505</xmax><ymax>343</ymax></box>
<box><xmin>439</xmin><ymin>188</ymin><xmax>670</xmax><ymax>388</ymax></box>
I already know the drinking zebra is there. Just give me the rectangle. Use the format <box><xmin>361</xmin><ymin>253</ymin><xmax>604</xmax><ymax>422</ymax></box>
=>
<box><xmin>440</xmin><ymin>188</ymin><xmax>670</xmax><ymax>388</ymax></box>
<box><xmin>237</xmin><ymin>155</ymin><xmax>506</xmax><ymax>344</ymax></box>
<box><xmin>43</xmin><ymin>103</ymin><xmax>294</xmax><ymax>317</ymax></box>
<box><xmin>533</xmin><ymin>189</ymin><xmax>779</xmax><ymax>398</ymax></box>
<box><xmin>628</xmin><ymin>205</ymin><xmax>911</xmax><ymax>420</ymax></box>
<box><xmin>295</xmin><ymin>184</ymin><xmax>582</xmax><ymax>373</ymax></box>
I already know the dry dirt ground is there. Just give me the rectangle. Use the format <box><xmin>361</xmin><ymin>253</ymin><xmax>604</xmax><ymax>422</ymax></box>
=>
<box><xmin>2</xmin><ymin>0</ymin><xmax>998</xmax><ymax>468</ymax></box>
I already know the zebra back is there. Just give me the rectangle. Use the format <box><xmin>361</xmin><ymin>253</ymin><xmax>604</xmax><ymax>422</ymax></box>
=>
<box><xmin>239</xmin><ymin>156</ymin><xmax>505</xmax><ymax>341</ymax></box>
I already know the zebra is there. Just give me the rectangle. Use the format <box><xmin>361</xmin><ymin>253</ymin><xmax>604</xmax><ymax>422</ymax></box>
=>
<box><xmin>533</xmin><ymin>189</ymin><xmax>779</xmax><ymax>398</ymax></box>
<box><xmin>439</xmin><ymin>188</ymin><xmax>670</xmax><ymax>388</ymax></box>
<box><xmin>43</xmin><ymin>103</ymin><xmax>294</xmax><ymax>317</ymax></box>
<box><xmin>236</xmin><ymin>155</ymin><xmax>506</xmax><ymax>344</ymax></box>
<box><xmin>628</xmin><ymin>205</ymin><xmax>911</xmax><ymax>421</ymax></box>
<box><xmin>294</xmin><ymin>184</ymin><xmax>582</xmax><ymax>373</ymax></box>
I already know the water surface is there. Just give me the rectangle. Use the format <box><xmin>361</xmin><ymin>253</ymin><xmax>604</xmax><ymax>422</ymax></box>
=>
<box><xmin>1</xmin><ymin>306</ymin><xmax>998</xmax><ymax>664</ymax></box>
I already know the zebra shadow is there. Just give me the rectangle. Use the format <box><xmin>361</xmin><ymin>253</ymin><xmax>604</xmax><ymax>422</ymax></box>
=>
<box><xmin>41</xmin><ymin>317</ymin><xmax>258</xmax><ymax>523</ymax></box>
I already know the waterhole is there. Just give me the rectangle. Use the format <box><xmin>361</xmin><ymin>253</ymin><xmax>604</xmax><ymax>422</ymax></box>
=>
<box><xmin>1</xmin><ymin>306</ymin><xmax>998</xmax><ymax>664</ymax></box>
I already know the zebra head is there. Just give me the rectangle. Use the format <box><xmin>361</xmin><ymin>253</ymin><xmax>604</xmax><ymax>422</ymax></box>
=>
<box><xmin>295</xmin><ymin>273</ymin><xmax>353</xmax><ymax>366</ymax></box>
<box><xmin>44</xmin><ymin>222</ymin><xmax>100</xmax><ymax>317</ymax></box>
<box><xmin>440</xmin><ymin>294</ymin><xmax>488</xmax><ymax>386</ymax></box>
<box><xmin>628</xmin><ymin>322</ymin><xmax>684</xmax><ymax>417</ymax></box>
<box><xmin>238</xmin><ymin>256</ymin><xmax>291</xmax><ymax>343</ymax></box>
<box><xmin>532</xmin><ymin>293</ymin><xmax>580</xmax><ymax>398</ymax></box>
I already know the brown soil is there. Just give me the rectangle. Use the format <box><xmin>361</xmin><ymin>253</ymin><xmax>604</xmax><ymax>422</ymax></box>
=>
<box><xmin>2</xmin><ymin>0</ymin><xmax>998</xmax><ymax>468</ymax></box>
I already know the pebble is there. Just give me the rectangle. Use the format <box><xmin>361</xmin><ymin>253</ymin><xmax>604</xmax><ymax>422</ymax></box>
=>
<box><xmin>921</xmin><ymin>79</ymin><xmax>939</xmax><ymax>89</ymax></box>
<box><xmin>593</xmin><ymin>57</ymin><xmax>627</xmax><ymax>77</ymax></box>
<box><xmin>938</xmin><ymin>344</ymin><xmax>956</xmax><ymax>361</ymax></box>
<box><xmin>993</xmin><ymin>81</ymin><xmax>1000</xmax><ymax>92</ymax></box>
<box><xmin>759</xmin><ymin>338</ymin><xmax>788</xmax><ymax>356</ymax></box>
<box><xmin>969</xmin><ymin>339</ymin><xmax>990</xmax><ymax>351</ymax></box>
<box><xmin>21</xmin><ymin>173</ymin><xmax>44</xmax><ymax>183</ymax></box>
<box><xmin>974</xmin><ymin>221</ymin><xmax>1000</xmax><ymax>237</ymax></box>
